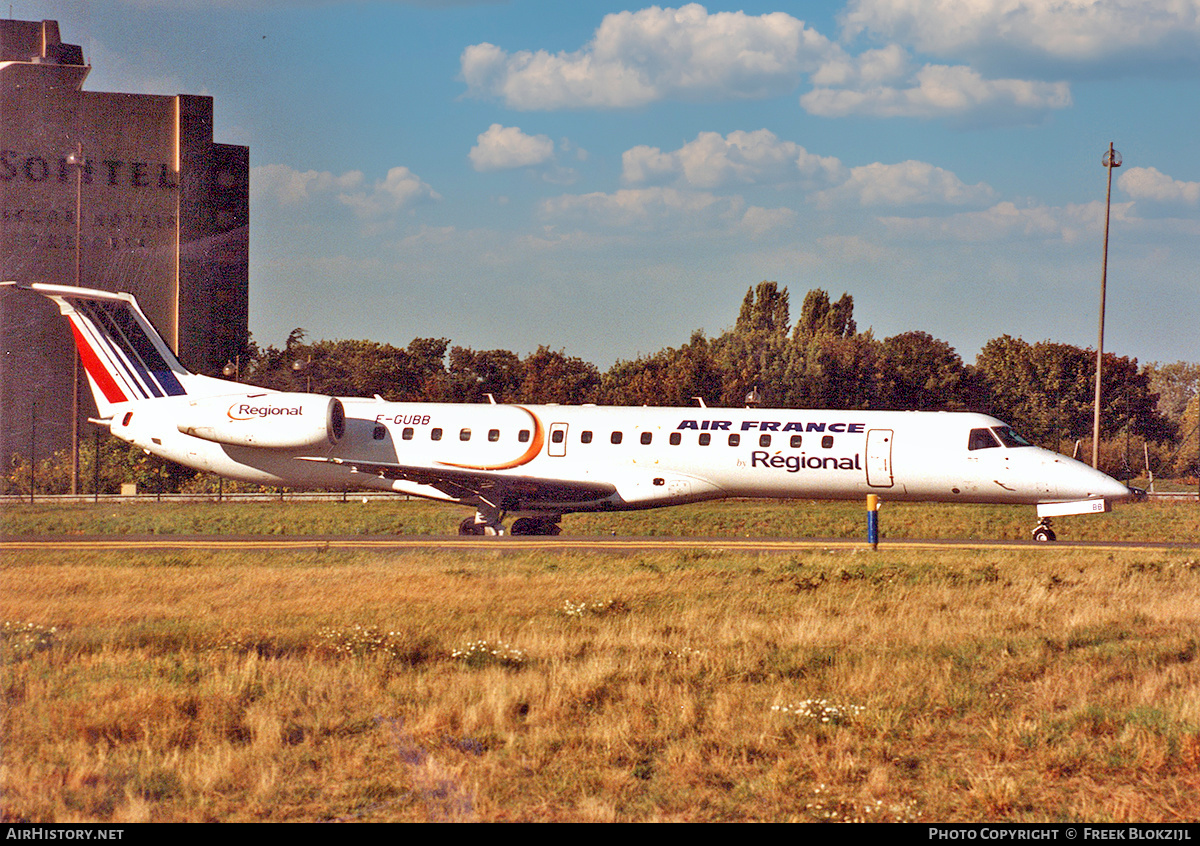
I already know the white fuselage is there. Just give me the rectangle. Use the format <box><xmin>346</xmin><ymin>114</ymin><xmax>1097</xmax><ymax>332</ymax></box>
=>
<box><xmin>111</xmin><ymin>396</ymin><xmax>1129</xmax><ymax>516</ymax></box>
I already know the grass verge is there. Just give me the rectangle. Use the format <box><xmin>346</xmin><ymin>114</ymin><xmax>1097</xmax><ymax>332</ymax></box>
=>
<box><xmin>2</xmin><ymin>497</ymin><xmax>1196</xmax><ymax>543</ymax></box>
<box><xmin>3</xmin><ymin>545</ymin><xmax>1199</xmax><ymax>822</ymax></box>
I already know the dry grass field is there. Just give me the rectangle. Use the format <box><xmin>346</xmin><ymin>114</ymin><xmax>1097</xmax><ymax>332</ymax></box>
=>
<box><xmin>3</xmin><ymin>505</ymin><xmax>1199</xmax><ymax>821</ymax></box>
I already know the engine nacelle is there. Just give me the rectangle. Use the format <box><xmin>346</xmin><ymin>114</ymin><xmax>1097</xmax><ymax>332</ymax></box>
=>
<box><xmin>178</xmin><ymin>393</ymin><xmax>345</xmax><ymax>449</ymax></box>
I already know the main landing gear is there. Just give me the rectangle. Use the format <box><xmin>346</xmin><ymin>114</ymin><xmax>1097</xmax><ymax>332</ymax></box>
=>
<box><xmin>510</xmin><ymin>516</ymin><xmax>562</xmax><ymax>536</ymax></box>
<box><xmin>457</xmin><ymin>512</ymin><xmax>563</xmax><ymax>536</ymax></box>
<box><xmin>458</xmin><ymin>515</ymin><xmax>501</xmax><ymax>536</ymax></box>
<box><xmin>1031</xmin><ymin>518</ymin><xmax>1057</xmax><ymax>543</ymax></box>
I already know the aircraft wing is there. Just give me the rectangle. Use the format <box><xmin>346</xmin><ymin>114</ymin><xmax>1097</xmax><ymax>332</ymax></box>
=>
<box><xmin>297</xmin><ymin>456</ymin><xmax>617</xmax><ymax>507</ymax></box>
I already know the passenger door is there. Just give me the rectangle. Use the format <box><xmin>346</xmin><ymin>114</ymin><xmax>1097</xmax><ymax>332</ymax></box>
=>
<box><xmin>866</xmin><ymin>429</ymin><xmax>894</xmax><ymax>488</ymax></box>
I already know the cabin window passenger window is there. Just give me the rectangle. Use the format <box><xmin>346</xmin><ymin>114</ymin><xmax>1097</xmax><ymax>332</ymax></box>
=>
<box><xmin>759</xmin><ymin>434</ymin><xmax>771</xmax><ymax>447</ymax></box>
<box><xmin>669</xmin><ymin>432</ymin><xmax>681</xmax><ymax>445</ymax></box>
<box><xmin>790</xmin><ymin>435</ymin><xmax>802</xmax><ymax>448</ymax></box>
<box><xmin>402</xmin><ymin>427</ymin><xmax>414</xmax><ymax>440</ymax></box>
<box><xmin>431</xmin><ymin>428</ymin><xmax>443</xmax><ymax>441</ymax></box>
<box><xmin>641</xmin><ymin>432</ymin><xmax>653</xmax><ymax>445</ymax></box>
<box><xmin>373</xmin><ymin>425</ymin><xmax>387</xmax><ymax>441</ymax></box>
<box><xmin>728</xmin><ymin>434</ymin><xmax>740</xmax><ymax>447</ymax></box>
<box><xmin>968</xmin><ymin>428</ymin><xmax>1000</xmax><ymax>450</ymax></box>
<box><xmin>488</xmin><ymin>429</ymin><xmax>500</xmax><ymax>442</ymax></box>
<box><xmin>581</xmin><ymin>431</ymin><xmax>593</xmax><ymax>444</ymax></box>
<box><xmin>518</xmin><ymin>430</ymin><xmax>530</xmax><ymax>443</ymax></box>
<box><xmin>551</xmin><ymin>430</ymin><xmax>565</xmax><ymax>444</ymax></box>
<box><xmin>611</xmin><ymin>431</ymin><xmax>623</xmax><ymax>444</ymax></box>
<box><xmin>699</xmin><ymin>433</ymin><xmax>711</xmax><ymax>446</ymax></box>
<box><xmin>822</xmin><ymin>435</ymin><xmax>834</xmax><ymax>449</ymax></box>
<box><xmin>460</xmin><ymin>428</ymin><xmax>471</xmax><ymax>441</ymax></box>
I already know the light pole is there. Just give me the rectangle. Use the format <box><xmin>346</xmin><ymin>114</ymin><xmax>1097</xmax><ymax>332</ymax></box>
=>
<box><xmin>67</xmin><ymin>143</ymin><xmax>84</xmax><ymax>495</ymax></box>
<box><xmin>1092</xmin><ymin>142</ymin><xmax>1121</xmax><ymax>470</ymax></box>
<box><xmin>293</xmin><ymin>354</ymin><xmax>312</xmax><ymax>392</ymax></box>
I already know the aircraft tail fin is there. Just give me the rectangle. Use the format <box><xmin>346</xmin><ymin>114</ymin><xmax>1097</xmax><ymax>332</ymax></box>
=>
<box><xmin>4</xmin><ymin>282</ymin><xmax>217</xmax><ymax>419</ymax></box>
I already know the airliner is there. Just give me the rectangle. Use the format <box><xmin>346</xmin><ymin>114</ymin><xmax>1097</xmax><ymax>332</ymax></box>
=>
<box><xmin>7</xmin><ymin>282</ymin><xmax>1131</xmax><ymax>541</ymax></box>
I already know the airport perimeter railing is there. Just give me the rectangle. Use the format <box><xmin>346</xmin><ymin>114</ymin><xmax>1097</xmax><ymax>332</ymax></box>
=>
<box><xmin>2</xmin><ymin>491</ymin><xmax>1197</xmax><ymax>505</ymax></box>
<box><xmin>0</xmin><ymin>490</ymin><xmax>408</xmax><ymax>504</ymax></box>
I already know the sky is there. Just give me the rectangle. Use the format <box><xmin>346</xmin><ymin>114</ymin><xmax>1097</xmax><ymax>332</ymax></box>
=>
<box><xmin>14</xmin><ymin>0</ymin><xmax>1200</xmax><ymax>370</ymax></box>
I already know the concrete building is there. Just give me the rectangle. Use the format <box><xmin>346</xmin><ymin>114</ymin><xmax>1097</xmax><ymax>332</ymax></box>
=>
<box><xmin>1</xmin><ymin>18</ymin><xmax>248</xmax><ymax>476</ymax></box>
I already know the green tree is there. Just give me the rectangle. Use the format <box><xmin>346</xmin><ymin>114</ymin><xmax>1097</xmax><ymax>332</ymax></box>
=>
<box><xmin>1175</xmin><ymin>393</ymin><xmax>1199</xmax><ymax>477</ymax></box>
<box><xmin>519</xmin><ymin>346</ymin><xmax>601</xmax><ymax>404</ymax></box>
<box><xmin>975</xmin><ymin>336</ymin><xmax>1172</xmax><ymax>450</ymax></box>
<box><xmin>779</xmin><ymin>290</ymin><xmax>879</xmax><ymax>409</ymax></box>
<box><xmin>600</xmin><ymin>331</ymin><xmax>723</xmax><ymax>407</ymax></box>
<box><xmin>712</xmin><ymin>282</ymin><xmax>792</xmax><ymax>407</ymax></box>
<box><xmin>448</xmin><ymin>347</ymin><xmax>524</xmax><ymax>403</ymax></box>
<box><xmin>878</xmin><ymin>331</ymin><xmax>982</xmax><ymax>411</ymax></box>
<box><xmin>245</xmin><ymin>335</ymin><xmax>450</xmax><ymax>401</ymax></box>
<box><xmin>1143</xmin><ymin>361</ymin><xmax>1200</xmax><ymax>424</ymax></box>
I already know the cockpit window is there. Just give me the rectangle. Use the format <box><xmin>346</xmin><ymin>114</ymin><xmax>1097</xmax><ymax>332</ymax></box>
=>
<box><xmin>992</xmin><ymin>426</ymin><xmax>1034</xmax><ymax>448</ymax></box>
<box><xmin>968</xmin><ymin>428</ymin><xmax>1001</xmax><ymax>450</ymax></box>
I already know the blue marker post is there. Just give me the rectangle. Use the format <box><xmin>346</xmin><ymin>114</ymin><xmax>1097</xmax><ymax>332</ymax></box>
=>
<box><xmin>866</xmin><ymin>494</ymin><xmax>880</xmax><ymax>550</ymax></box>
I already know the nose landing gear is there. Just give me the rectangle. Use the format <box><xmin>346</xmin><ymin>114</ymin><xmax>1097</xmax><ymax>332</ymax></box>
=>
<box><xmin>1031</xmin><ymin>518</ymin><xmax>1057</xmax><ymax>542</ymax></box>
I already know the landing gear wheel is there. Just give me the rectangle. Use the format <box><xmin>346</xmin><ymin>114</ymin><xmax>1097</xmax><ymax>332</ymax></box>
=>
<box><xmin>1032</xmin><ymin>519</ymin><xmax>1057</xmax><ymax>542</ymax></box>
<box><xmin>510</xmin><ymin>517</ymin><xmax>563</xmax><ymax>536</ymax></box>
<box><xmin>458</xmin><ymin>516</ymin><xmax>485</xmax><ymax>536</ymax></box>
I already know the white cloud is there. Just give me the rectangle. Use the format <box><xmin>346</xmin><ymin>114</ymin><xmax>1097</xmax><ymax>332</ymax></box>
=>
<box><xmin>251</xmin><ymin>164</ymin><xmax>364</xmax><ymax>205</ymax></box>
<box><xmin>541</xmin><ymin>187</ymin><xmax>740</xmax><ymax>227</ymax></box>
<box><xmin>876</xmin><ymin>199</ymin><xmax>1137</xmax><ymax>243</ymax></box>
<box><xmin>811</xmin><ymin>43</ymin><xmax>911</xmax><ymax>87</ymax></box>
<box><xmin>1119</xmin><ymin>166</ymin><xmax>1200</xmax><ymax>206</ymax></box>
<box><xmin>469</xmin><ymin>124</ymin><xmax>556</xmax><ymax>172</ymax></box>
<box><xmin>461</xmin><ymin>4</ymin><xmax>834</xmax><ymax>109</ymax></box>
<box><xmin>842</xmin><ymin>0</ymin><xmax>1200</xmax><ymax>70</ymax></box>
<box><xmin>538</xmin><ymin>185</ymin><xmax>792</xmax><ymax>237</ymax></box>
<box><xmin>812</xmin><ymin>160</ymin><xmax>995</xmax><ymax>207</ymax></box>
<box><xmin>622</xmin><ymin>129</ymin><xmax>845</xmax><ymax>189</ymax></box>
<box><xmin>801</xmin><ymin>63</ymin><xmax>1071</xmax><ymax>122</ymax></box>
<box><xmin>337</xmin><ymin>166</ymin><xmax>440</xmax><ymax>218</ymax></box>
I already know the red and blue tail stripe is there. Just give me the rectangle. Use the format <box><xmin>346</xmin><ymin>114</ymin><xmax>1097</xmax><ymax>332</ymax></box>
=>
<box><xmin>70</xmin><ymin>297</ymin><xmax>187</xmax><ymax>401</ymax></box>
<box><xmin>3</xmin><ymin>282</ymin><xmax>191</xmax><ymax>412</ymax></box>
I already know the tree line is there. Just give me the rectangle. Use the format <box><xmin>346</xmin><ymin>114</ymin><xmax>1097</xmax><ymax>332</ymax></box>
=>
<box><xmin>237</xmin><ymin>282</ymin><xmax>1195</xmax><ymax>479</ymax></box>
<box><xmin>4</xmin><ymin>282</ymin><xmax>1197</xmax><ymax>494</ymax></box>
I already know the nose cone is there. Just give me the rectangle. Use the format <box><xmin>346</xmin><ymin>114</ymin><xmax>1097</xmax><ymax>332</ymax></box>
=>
<box><xmin>1058</xmin><ymin>459</ymin><xmax>1132</xmax><ymax>502</ymax></box>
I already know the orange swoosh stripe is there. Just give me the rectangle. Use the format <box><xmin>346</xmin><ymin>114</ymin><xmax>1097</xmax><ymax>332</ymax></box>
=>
<box><xmin>437</xmin><ymin>406</ymin><xmax>545</xmax><ymax>471</ymax></box>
